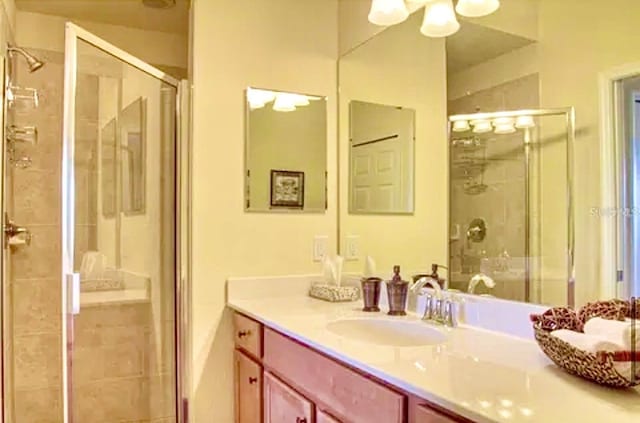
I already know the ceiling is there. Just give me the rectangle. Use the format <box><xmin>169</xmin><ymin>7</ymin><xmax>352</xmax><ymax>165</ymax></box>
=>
<box><xmin>15</xmin><ymin>0</ymin><xmax>190</xmax><ymax>34</ymax></box>
<box><xmin>446</xmin><ymin>22</ymin><xmax>535</xmax><ymax>74</ymax></box>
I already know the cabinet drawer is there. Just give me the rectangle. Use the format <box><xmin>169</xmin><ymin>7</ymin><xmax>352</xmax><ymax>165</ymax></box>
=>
<box><xmin>264</xmin><ymin>371</ymin><xmax>313</xmax><ymax>423</ymax></box>
<box><xmin>234</xmin><ymin>313</ymin><xmax>262</xmax><ymax>358</ymax></box>
<box><xmin>263</xmin><ymin>328</ymin><xmax>405</xmax><ymax>423</ymax></box>
<box><xmin>234</xmin><ymin>350</ymin><xmax>262</xmax><ymax>423</ymax></box>
<box><xmin>409</xmin><ymin>396</ymin><xmax>469</xmax><ymax>423</ymax></box>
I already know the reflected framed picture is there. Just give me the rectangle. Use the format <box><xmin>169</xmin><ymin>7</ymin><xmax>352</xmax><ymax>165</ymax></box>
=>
<box><xmin>270</xmin><ymin>170</ymin><xmax>305</xmax><ymax>209</ymax></box>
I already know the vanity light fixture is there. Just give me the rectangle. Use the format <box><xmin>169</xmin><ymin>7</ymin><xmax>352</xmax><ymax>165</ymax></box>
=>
<box><xmin>471</xmin><ymin>119</ymin><xmax>492</xmax><ymax>134</ymax></box>
<box><xmin>515</xmin><ymin>115</ymin><xmax>535</xmax><ymax>129</ymax></box>
<box><xmin>455</xmin><ymin>0</ymin><xmax>500</xmax><ymax>17</ymax></box>
<box><xmin>452</xmin><ymin>119</ymin><xmax>470</xmax><ymax>132</ymax></box>
<box><xmin>247</xmin><ymin>88</ymin><xmax>276</xmax><ymax>110</ymax></box>
<box><xmin>420</xmin><ymin>0</ymin><xmax>460</xmax><ymax>38</ymax></box>
<box><xmin>368</xmin><ymin>0</ymin><xmax>500</xmax><ymax>38</ymax></box>
<box><xmin>273</xmin><ymin>93</ymin><xmax>298</xmax><ymax>112</ymax></box>
<box><xmin>368</xmin><ymin>0</ymin><xmax>409</xmax><ymax>26</ymax></box>
<box><xmin>494</xmin><ymin>123</ymin><xmax>516</xmax><ymax>134</ymax></box>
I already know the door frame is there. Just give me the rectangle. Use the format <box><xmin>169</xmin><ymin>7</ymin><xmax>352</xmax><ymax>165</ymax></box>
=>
<box><xmin>598</xmin><ymin>62</ymin><xmax>640</xmax><ymax>300</ymax></box>
<box><xmin>62</xmin><ymin>22</ymin><xmax>191</xmax><ymax>423</ymax></box>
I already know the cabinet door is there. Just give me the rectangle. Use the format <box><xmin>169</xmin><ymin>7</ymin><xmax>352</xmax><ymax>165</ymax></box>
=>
<box><xmin>264</xmin><ymin>371</ymin><xmax>313</xmax><ymax>423</ymax></box>
<box><xmin>317</xmin><ymin>409</ymin><xmax>341</xmax><ymax>423</ymax></box>
<box><xmin>235</xmin><ymin>350</ymin><xmax>262</xmax><ymax>423</ymax></box>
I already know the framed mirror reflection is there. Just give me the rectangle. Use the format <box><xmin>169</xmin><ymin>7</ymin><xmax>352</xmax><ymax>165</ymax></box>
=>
<box><xmin>244</xmin><ymin>87</ymin><xmax>328</xmax><ymax>213</ymax></box>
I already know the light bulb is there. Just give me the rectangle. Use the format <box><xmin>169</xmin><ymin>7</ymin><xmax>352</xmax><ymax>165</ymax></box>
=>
<box><xmin>368</xmin><ymin>0</ymin><xmax>409</xmax><ymax>26</ymax></box>
<box><xmin>515</xmin><ymin>115</ymin><xmax>535</xmax><ymax>128</ymax></box>
<box><xmin>494</xmin><ymin>123</ymin><xmax>516</xmax><ymax>134</ymax></box>
<box><xmin>291</xmin><ymin>94</ymin><xmax>310</xmax><ymax>106</ymax></box>
<box><xmin>472</xmin><ymin>120</ymin><xmax>492</xmax><ymax>133</ymax></box>
<box><xmin>455</xmin><ymin>0</ymin><xmax>500</xmax><ymax>17</ymax></box>
<box><xmin>273</xmin><ymin>93</ymin><xmax>297</xmax><ymax>112</ymax></box>
<box><xmin>247</xmin><ymin>88</ymin><xmax>276</xmax><ymax>108</ymax></box>
<box><xmin>492</xmin><ymin>116</ymin><xmax>514</xmax><ymax>126</ymax></box>
<box><xmin>420</xmin><ymin>0</ymin><xmax>460</xmax><ymax>37</ymax></box>
<box><xmin>452</xmin><ymin>120</ymin><xmax>470</xmax><ymax>132</ymax></box>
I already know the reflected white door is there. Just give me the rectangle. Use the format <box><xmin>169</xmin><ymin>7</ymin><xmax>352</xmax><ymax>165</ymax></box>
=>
<box><xmin>351</xmin><ymin>139</ymin><xmax>404</xmax><ymax>212</ymax></box>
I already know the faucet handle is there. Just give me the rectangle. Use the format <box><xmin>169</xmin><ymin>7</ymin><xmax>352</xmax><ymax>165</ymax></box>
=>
<box><xmin>443</xmin><ymin>298</ymin><xmax>459</xmax><ymax>327</ymax></box>
<box><xmin>422</xmin><ymin>294</ymin><xmax>434</xmax><ymax>320</ymax></box>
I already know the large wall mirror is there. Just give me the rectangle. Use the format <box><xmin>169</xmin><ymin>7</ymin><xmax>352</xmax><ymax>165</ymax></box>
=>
<box><xmin>337</xmin><ymin>1</ymin><xmax>628</xmax><ymax>308</ymax></box>
<box><xmin>349</xmin><ymin>100</ymin><xmax>415</xmax><ymax>214</ymax></box>
<box><xmin>245</xmin><ymin>87</ymin><xmax>328</xmax><ymax>213</ymax></box>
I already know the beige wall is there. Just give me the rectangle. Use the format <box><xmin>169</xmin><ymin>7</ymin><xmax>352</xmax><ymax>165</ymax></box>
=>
<box><xmin>16</xmin><ymin>11</ymin><xmax>187</xmax><ymax>69</ymax></box>
<box><xmin>536</xmin><ymin>0</ymin><xmax>640</xmax><ymax>305</ymax></box>
<box><xmin>339</xmin><ymin>12</ymin><xmax>448</xmax><ymax>276</ymax></box>
<box><xmin>190</xmin><ymin>0</ymin><xmax>338</xmax><ymax>421</ymax></box>
<box><xmin>448</xmin><ymin>44</ymin><xmax>540</xmax><ymax>101</ymax></box>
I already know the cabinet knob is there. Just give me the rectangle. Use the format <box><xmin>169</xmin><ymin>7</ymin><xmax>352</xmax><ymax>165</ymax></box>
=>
<box><xmin>237</xmin><ymin>330</ymin><xmax>251</xmax><ymax>338</ymax></box>
<box><xmin>296</xmin><ymin>418</ymin><xmax>307</xmax><ymax>423</ymax></box>
<box><xmin>248</xmin><ymin>377</ymin><xmax>258</xmax><ymax>384</ymax></box>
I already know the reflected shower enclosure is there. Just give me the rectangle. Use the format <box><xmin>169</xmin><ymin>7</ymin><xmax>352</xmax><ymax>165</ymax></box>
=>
<box><xmin>448</xmin><ymin>108</ymin><xmax>575</xmax><ymax>306</ymax></box>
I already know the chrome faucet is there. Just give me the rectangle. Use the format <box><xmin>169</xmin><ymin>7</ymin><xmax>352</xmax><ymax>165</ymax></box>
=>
<box><xmin>410</xmin><ymin>277</ymin><xmax>457</xmax><ymax>327</ymax></box>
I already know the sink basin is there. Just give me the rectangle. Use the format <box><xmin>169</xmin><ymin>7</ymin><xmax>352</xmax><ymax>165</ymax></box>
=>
<box><xmin>326</xmin><ymin>318</ymin><xmax>446</xmax><ymax>347</ymax></box>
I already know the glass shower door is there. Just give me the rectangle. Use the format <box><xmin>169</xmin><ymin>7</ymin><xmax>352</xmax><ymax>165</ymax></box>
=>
<box><xmin>62</xmin><ymin>23</ymin><xmax>180</xmax><ymax>423</ymax></box>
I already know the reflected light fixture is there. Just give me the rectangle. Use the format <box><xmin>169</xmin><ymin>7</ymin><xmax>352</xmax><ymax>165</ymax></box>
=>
<box><xmin>452</xmin><ymin>120</ymin><xmax>470</xmax><ymax>132</ymax></box>
<box><xmin>420</xmin><ymin>0</ymin><xmax>460</xmax><ymax>38</ymax></box>
<box><xmin>515</xmin><ymin>115</ymin><xmax>535</xmax><ymax>128</ymax></box>
<box><xmin>273</xmin><ymin>93</ymin><xmax>298</xmax><ymax>112</ymax></box>
<box><xmin>472</xmin><ymin>120</ymin><xmax>492</xmax><ymax>134</ymax></box>
<box><xmin>291</xmin><ymin>94</ymin><xmax>310</xmax><ymax>107</ymax></box>
<box><xmin>456</xmin><ymin>0</ymin><xmax>500</xmax><ymax>18</ymax></box>
<box><xmin>494</xmin><ymin>123</ymin><xmax>516</xmax><ymax>134</ymax></box>
<box><xmin>368</xmin><ymin>0</ymin><xmax>409</xmax><ymax>26</ymax></box>
<box><xmin>247</xmin><ymin>88</ymin><xmax>276</xmax><ymax>110</ymax></box>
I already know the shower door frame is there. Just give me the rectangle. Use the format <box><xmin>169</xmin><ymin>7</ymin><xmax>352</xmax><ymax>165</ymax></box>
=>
<box><xmin>448</xmin><ymin>107</ymin><xmax>576</xmax><ymax>307</ymax></box>
<box><xmin>61</xmin><ymin>22</ymin><xmax>191</xmax><ymax>423</ymax></box>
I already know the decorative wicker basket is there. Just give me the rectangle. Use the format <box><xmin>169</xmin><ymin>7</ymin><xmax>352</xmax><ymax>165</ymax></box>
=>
<box><xmin>531</xmin><ymin>299</ymin><xmax>640</xmax><ymax>388</ymax></box>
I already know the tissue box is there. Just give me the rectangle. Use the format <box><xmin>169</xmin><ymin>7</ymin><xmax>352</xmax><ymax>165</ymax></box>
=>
<box><xmin>308</xmin><ymin>283</ymin><xmax>360</xmax><ymax>302</ymax></box>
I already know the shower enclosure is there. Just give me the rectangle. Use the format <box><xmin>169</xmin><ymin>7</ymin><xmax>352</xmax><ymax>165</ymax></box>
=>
<box><xmin>1</xmin><ymin>23</ymin><xmax>189</xmax><ymax>423</ymax></box>
<box><xmin>448</xmin><ymin>108</ymin><xmax>575</xmax><ymax>306</ymax></box>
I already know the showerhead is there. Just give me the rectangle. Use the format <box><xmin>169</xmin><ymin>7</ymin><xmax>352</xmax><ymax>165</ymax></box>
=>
<box><xmin>8</xmin><ymin>46</ymin><xmax>45</xmax><ymax>73</ymax></box>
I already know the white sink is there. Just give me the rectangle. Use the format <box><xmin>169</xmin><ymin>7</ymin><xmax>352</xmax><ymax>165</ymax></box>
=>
<box><xmin>326</xmin><ymin>318</ymin><xmax>446</xmax><ymax>347</ymax></box>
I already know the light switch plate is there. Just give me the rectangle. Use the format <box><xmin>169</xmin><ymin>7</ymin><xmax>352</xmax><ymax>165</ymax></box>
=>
<box><xmin>345</xmin><ymin>235</ymin><xmax>359</xmax><ymax>261</ymax></box>
<box><xmin>313</xmin><ymin>235</ymin><xmax>328</xmax><ymax>262</ymax></box>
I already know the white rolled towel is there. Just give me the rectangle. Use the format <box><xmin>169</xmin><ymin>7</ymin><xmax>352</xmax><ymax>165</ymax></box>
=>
<box><xmin>550</xmin><ymin>329</ymin><xmax>625</xmax><ymax>354</ymax></box>
<box><xmin>583</xmin><ymin>317</ymin><xmax>640</xmax><ymax>351</ymax></box>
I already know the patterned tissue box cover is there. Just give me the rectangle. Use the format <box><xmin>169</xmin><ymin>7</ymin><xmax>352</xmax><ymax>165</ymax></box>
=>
<box><xmin>309</xmin><ymin>283</ymin><xmax>361</xmax><ymax>302</ymax></box>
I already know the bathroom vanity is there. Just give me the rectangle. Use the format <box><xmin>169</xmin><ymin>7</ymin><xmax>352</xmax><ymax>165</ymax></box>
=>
<box><xmin>227</xmin><ymin>276</ymin><xmax>640</xmax><ymax>423</ymax></box>
<box><xmin>232</xmin><ymin>311</ymin><xmax>464</xmax><ymax>423</ymax></box>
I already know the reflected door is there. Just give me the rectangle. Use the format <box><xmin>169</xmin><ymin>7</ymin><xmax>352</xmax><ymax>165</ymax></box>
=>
<box><xmin>62</xmin><ymin>24</ymin><xmax>180</xmax><ymax>423</ymax></box>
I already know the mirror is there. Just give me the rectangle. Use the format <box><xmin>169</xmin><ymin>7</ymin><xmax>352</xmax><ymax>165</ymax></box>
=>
<box><xmin>101</xmin><ymin>118</ymin><xmax>117</xmax><ymax>218</ymax></box>
<box><xmin>245</xmin><ymin>87</ymin><xmax>327</xmax><ymax>212</ymax></box>
<box><xmin>349</xmin><ymin>100</ymin><xmax>415</xmax><ymax>214</ymax></box>
<box><xmin>338</xmin><ymin>4</ymin><xmax>588</xmax><ymax>307</ymax></box>
<box><xmin>120</xmin><ymin>97</ymin><xmax>146</xmax><ymax>215</ymax></box>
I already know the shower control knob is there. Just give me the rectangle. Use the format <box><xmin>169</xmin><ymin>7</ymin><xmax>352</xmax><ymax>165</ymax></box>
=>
<box><xmin>3</xmin><ymin>215</ymin><xmax>31</xmax><ymax>248</ymax></box>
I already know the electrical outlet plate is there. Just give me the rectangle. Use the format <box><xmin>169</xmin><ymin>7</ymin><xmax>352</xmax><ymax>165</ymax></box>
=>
<box><xmin>345</xmin><ymin>235</ymin><xmax>359</xmax><ymax>261</ymax></box>
<box><xmin>313</xmin><ymin>235</ymin><xmax>328</xmax><ymax>262</ymax></box>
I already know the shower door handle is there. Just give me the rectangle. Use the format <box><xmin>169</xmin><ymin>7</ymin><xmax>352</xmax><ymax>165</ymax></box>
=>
<box><xmin>66</xmin><ymin>273</ymin><xmax>81</xmax><ymax>315</ymax></box>
<box><xmin>3</xmin><ymin>215</ymin><xmax>31</xmax><ymax>248</ymax></box>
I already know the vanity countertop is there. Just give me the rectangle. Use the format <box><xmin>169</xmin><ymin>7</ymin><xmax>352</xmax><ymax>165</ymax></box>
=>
<box><xmin>227</xmin><ymin>294</ymin><xmax>640</xmax><ymax>423</ymax></box>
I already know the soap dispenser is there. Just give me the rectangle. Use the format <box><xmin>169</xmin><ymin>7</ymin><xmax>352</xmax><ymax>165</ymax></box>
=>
<box><xmin>429</xmin><ymin>263</ymin><xmax>448</xmax><ymax>289</ymax></box>
<box><xmin>386</xmin><ymin>265</ymin><xmax>409</xmax><ymax>316</ymax></box>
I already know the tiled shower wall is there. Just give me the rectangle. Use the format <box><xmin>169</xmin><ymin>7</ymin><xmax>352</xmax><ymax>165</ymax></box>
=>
<box><xmin>447</xmin><ymin>74</ymin><xmax>540</xmax><ymax>300</ymax></box>
<box><xmin>7</xmin><ymin>48</ymin><xmax>175</xmax><ymax>423</ymax></box>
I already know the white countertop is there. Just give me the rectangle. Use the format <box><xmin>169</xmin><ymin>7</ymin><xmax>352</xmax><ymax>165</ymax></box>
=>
<box><xmin>227</xmin><ymin>290</ymin><xmax>640</xmax><ymax>423</ymax></box>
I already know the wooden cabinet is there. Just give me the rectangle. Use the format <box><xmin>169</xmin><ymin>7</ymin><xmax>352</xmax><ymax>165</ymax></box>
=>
<box><xmin>234</xmin><ymin>350</ymin><xmax>262</xmax><ymax>423</ymax></box>
<box><xmin>264</xmin><ymin>371</ymin><xmax>313</xmax><ymax>423</ymax></box>
<box><xmin>316</xmin><ymin>409</ymin><xmax>341</xmax><ymax>423</ymax></box>
<box><xmin>232</xmin><ymin>312</ymin><xmax>467</xmax><ymax>423</ymax></box>
<box><xmin>263</xmin><ymin>328</ymin><xmax>405</xmax><ymax>423</ymax></box>
<box><xmin>234</xmin><ymin>313</ymin><xmax>262</xmax><ymax>359</ymax></box>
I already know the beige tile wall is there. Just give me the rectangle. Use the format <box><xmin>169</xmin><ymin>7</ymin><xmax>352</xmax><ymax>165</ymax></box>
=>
<box><xmin>448</xmin><ymin>74</ymin><xmax>540</xmax><ymax>301</ymax></box>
